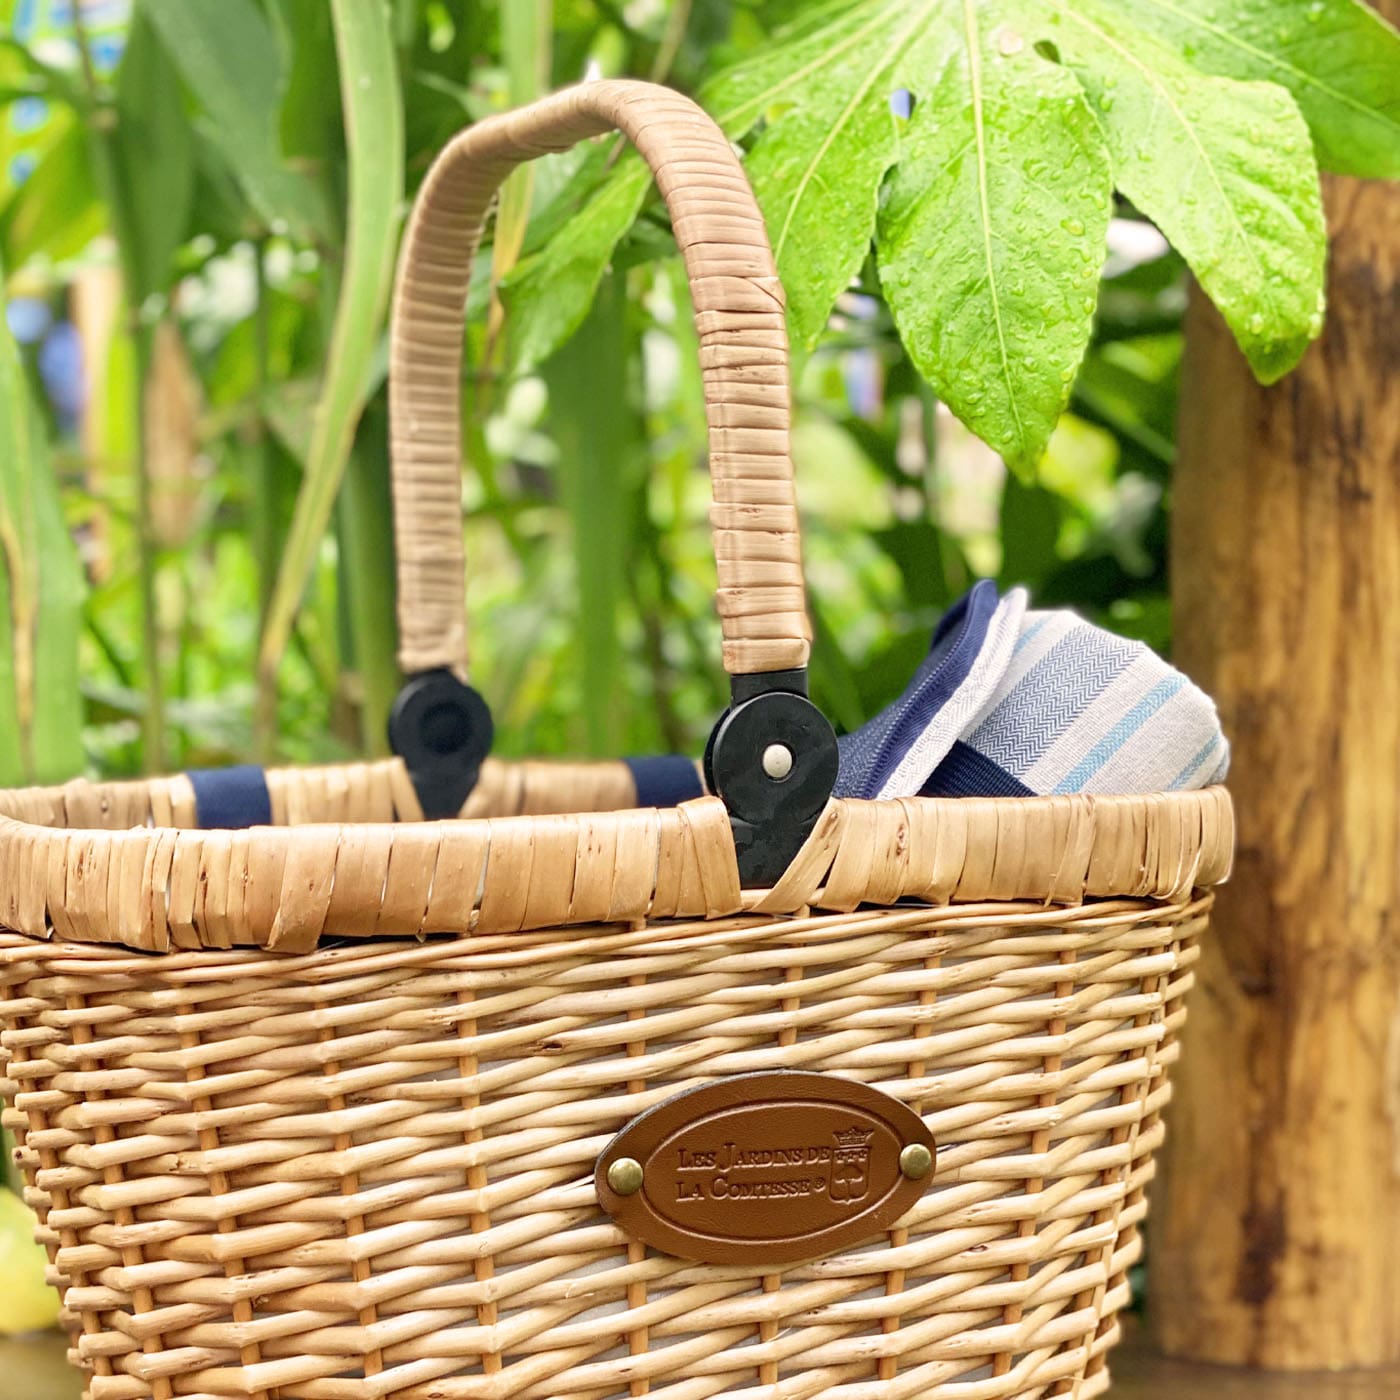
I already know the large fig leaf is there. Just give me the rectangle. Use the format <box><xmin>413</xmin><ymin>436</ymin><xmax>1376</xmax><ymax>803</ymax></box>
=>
<box><xmin>512</xmin><ymin>0</ymin><xmax>1400</xmax><ymax>467</ymax></box>
<box><xmin>1131</xmin><ymin>0</ymin><xmax>1400</xmax><ymax>178</ymax></box>
<box><xmin>1034</xmin><ymin>0</ymin><xmax>1327</xmax><ymax>382</ymax></box>
<box><xmin>879</xmin><ymin>3</ymin><xmax>1113</xmax><ymax>470</ymax></box>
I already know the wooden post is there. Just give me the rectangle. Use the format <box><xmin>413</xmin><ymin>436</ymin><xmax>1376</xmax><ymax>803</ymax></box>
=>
<box><xmin>1153</xmin><ymin>16</ymin><xmax>1400</xmax><ymax>1366</ymax></box>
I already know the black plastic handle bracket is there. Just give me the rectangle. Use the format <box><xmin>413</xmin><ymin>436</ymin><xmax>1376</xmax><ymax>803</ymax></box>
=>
<box><xmin>388</xmin><ymin>669</ymin><xmax>495</xmax><ymax>819</ymax></box>
<box><xmin>704</xmin><ymin>670</ymin><xmax>839</xmax><ymax>887</ymax></box>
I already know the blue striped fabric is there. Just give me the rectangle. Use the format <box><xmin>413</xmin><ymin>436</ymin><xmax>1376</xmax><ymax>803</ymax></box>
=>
<box><xmin>969</xmin><ymin>628</ymin><xmax>1131</xmax><ymax>773</ymax></box>
<box><xmin>1052</xmin><ymin>675</ymin><xmax>1186</xmax><ymax>793</ymax></box>
<box><xmin>836</xmin><ymin>584</ymin><xmax>1229</xmax><ymax>800</ymax></box>
<box><xmin>836</xmin><ymin>580</ymin><xmax>1001</xmax><ymax>799</ymax></box>
<box><xmin>1169</xmin><ymin>734</ymin><xmax>1226</xmax><ymax>790</ymax></box>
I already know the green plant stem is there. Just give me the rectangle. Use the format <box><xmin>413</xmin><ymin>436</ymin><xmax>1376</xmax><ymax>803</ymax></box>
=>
<box><xmin>337</xmin><ymin>415</ymin><xmax>398</xmax><ymax>756</ymax></box>
<box><xmin>73</xmin><ymin>11</ymin><xmax>165</xmax><ymax>773</ymax></box>
<box><xmin>630</xmin><ymin>516</ymin><xmax>686</xmax><ymax>753</ymax></box>
<box><xmin>251</xmin><ymin>237</ymin><xmax>278</xmax><ymax>759</ymax></box>
<box><xmin>545</xmin><ymin>274</ymin><xmax>633</xmax><ymax>756</ymax></box>
<box><xmin>919</xmin><ymin>380</ymin><xmax>966</xmax><ymax>603</ymax></box>
<box><xmin>648</xmin><ymin>0</ymin><xmax>692</xmax><ymax>83</ymax></box>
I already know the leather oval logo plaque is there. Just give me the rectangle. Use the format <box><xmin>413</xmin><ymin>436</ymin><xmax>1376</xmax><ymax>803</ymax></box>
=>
<box><xmin>595</xmin><ymin>1070</ymin><xmax>936</xmax><ymax>1265</ymax></box>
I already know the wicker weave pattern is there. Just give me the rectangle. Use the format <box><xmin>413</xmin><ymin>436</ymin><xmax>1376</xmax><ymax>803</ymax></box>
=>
<box><xmin>3</xmin><ymin>890</ymin><xmax>1205</xmax><ymax>1399</ymax></box>
<box><xmin>0</xmin><ymin>761</ymin><xmax>1230</xmax><ymax>950</ymax></box>
<box><xmin>391</xmin><ymin>80</ymin><xmax>807</xmax><ymax>679</ymax></box>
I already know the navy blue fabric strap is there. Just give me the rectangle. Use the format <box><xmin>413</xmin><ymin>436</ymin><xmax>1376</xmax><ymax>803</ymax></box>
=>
<box><xmin>625</xmin><ymin>754</ymin><xmax>705</xmax><ymax>809</ymax></box>
<box><xmin>187</xmin><ymin>765</ymin><xmax>273</xmax><ymax>830</ymax></box>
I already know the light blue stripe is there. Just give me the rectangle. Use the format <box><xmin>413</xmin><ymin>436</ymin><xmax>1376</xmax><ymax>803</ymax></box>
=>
<box><xmin>1053</xmin><ymin>676</ymin><xmax>1186</xmax><ymax>793</ymax></box>
<box><xmin>973</xmin><ymin>629</ymin><xmax>1133</xmax><ymax>771</ymax></box>
<box><xmin>1013</xmin><ymin>613</ymin><xmax>1052</xmax><ymax>654</ymax></box>
<box><xmin>1168</xmin><ymin>735</ymin><xmax>1221</xmax><ymax>790</ymax></box>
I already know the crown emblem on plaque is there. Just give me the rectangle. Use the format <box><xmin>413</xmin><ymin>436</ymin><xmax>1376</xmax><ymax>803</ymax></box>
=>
<box><xmin>833</xmin><ymin>1127</ymin><xmax>875</xmax><ymax>1149</ymax></box>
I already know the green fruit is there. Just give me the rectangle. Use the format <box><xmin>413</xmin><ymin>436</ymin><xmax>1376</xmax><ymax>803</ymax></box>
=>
<box><xmin>0</xmin><ymin>1190</ymin><xmax>61</xmax><ymax>1335</ymax></box>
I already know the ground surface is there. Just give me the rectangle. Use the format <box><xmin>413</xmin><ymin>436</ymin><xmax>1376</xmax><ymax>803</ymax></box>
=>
<box><xmin>4</xmin><ymin>1325</ymin><xmax>1399</xmax><ymax>1398</ymax></box>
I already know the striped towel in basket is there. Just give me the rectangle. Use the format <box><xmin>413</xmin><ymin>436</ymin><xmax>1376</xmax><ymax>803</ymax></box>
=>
<box><xmin>836</xmin><ymin>583</ymin><xmax>1228</xmax><ymax>800</ymax></box>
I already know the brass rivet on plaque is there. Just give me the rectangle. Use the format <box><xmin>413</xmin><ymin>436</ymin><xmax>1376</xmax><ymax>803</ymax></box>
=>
<box><xmin>608</xmin><ymin>1157</ymin><xmax>645</xmax><ymax>1196</ymax></box>
<box><xmin>899</xmin><ymin>1143</ymin><xmax>933</xmax><ymax>1181</ymax></box>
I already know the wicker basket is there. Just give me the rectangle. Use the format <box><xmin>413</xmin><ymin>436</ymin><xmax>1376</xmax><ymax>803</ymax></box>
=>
<box><xmin>0</xmin><ymin>80</ymin><xmax>1232</xmax><ymax>1400</ymax></box>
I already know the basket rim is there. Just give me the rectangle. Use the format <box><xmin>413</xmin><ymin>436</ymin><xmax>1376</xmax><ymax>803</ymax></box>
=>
<box><xmin>0</xmin><ymin>757</ymin><xmax>1233</xmax><ymax>954</ymax></box>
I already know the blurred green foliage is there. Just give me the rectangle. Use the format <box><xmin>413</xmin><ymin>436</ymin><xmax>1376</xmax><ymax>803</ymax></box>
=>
<box><xmin>0</xmin><ymin>0</ymin><xmax>1392</xmax><ymax>784</ymax></box>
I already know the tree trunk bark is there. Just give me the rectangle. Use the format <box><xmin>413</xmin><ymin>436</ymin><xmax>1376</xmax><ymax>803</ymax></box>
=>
<box><xmin>1153</xmin><ymin>24</ymin><xmax>1400</xmax><ymax>1366</ymax></box>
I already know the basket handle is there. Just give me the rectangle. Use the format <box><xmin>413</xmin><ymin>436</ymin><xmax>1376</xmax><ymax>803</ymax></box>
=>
<box><xmin>390</xmin><ymin>79</ymin><xmax>809</xmax><ymax>683</ymax></box>
<box><xmin>386</xmin><ymin>81</ymin><xmax>838</xmax><ymax>882</ymax></box>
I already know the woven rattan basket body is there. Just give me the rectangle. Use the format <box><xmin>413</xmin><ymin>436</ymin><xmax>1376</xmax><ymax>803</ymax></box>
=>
<box><xmin>0</xmin><ymin>82</ymin><xmax>1233</xmax><ymax>1400</ymax></box>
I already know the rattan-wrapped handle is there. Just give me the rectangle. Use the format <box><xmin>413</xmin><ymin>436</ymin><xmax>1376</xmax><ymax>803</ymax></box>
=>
<box><xmin>390</xmin><ymin>79</ymin><xmax>810</xmax><ymax>683</ymax></box>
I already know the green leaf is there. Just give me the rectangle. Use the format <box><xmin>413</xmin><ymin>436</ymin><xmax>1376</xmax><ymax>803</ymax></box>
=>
<box><xmin>0</xmin><ymin>284</ymin><xmax>86</xmax><ymax>784</ymax></box>
<box><xmin>504</xmin><ymin>155</ymin><xmax>651</xmax><ymax>374</ymax></box>
<box><xmin>490</xmin><ymin>0</ymin><xmax>552</xmax><ymax>350</ymax></box>
<box><xmin>273</xmin><ymin>0</ymin><xmax>343</xmax><ymax>167</ymax></box>
<box><xmin>0</xmin><ymin>116</ymin><xmax>103</xmax><ymax>271</ymax></box>
<box><xmin>719</xmin><ymin>3</ymin><xmax>906</xmax><ymax>359</ymax></box>
<box><xmin>141</xmin><ymin>0</ymin><xmax>327</xmax><ymax>240</ymax></box>
<box><xmin>1128</xmin><ymin>0</ymin><xmax>1400</xmax><ymax>179</ymax></box>
<box><xmin>882</xmin><ymin>3</ymin><xmax>1115</xmax><ymax>471</ymax></box>
<box><xmin>1037</xmin><ymin>0</ymin><xmax>1327</xmax><ymax>382</ymax></box>
<box><xmin>113</xmin><ymin>11</ymin><xmax>195</xmax><ymax>301</ymax></box>
<box><xmin>256</xmin><ymin>0</ymin><xmax>403</xmax><ymax>699</ymax></box>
